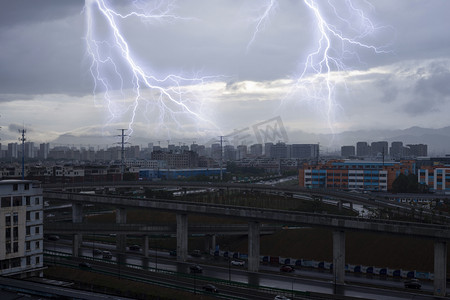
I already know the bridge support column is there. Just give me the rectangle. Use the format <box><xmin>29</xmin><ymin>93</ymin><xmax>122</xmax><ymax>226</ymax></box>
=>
<box><xmin>143</xmin><ymin>235</ymin><xmax>149</xmax><ymax>258</ymax></box>
<box><xmin>73</xmin><ymin>233</ymin><xmax>81</xmax><ymax>257</ymax></box>
<box><xmin>176</xmin><ymin>214</ymin><xmax>188</xmax><ymax>262</ymax></box>
<box><xmin>204</xmin><ymin>234</ymin><xmax>216</xmax><ymax>254</ymax></box>
<box><xmin>248</xmin><ymin>221</ymin><xmax>260</xmax><ymax>272</ymax></box>
<box><xmin>72</xmin><ymin>203</ymin><xmax>83</xmax><ymax>257</ymax></box>
<box><xmin>434</xmin><ymin>240</ymin><xmax>447</xmax><ymax>297</ymax></box>
<box><xmin>116</xmin><ymin>208</ymin><xmax>127</xmax><ymax>253</ymax></box>
<box><xmin>349</xmin><ymin>202</ymin><xmax>353</xmax><ymax>210</ymax></box>
<box><xmin>337</xmin><ymin>200</ymin><xmax>343</xmax><ymax>211</ymax></box>
<box><xmin>333</xmin><ymin>230</ymin><xmax>345</xmax><ymax>285</ymax></box>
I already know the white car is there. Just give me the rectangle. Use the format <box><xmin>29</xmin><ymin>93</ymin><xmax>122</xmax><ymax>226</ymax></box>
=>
<box><xmin>274</xmin><ymin>296</ymin><xmax>290</xmax><ymax>300</ymax></box>
<box><xmin>231</xmin><ymin>260</ymin><xmax>245</xmax><ymax>266</ymax></box>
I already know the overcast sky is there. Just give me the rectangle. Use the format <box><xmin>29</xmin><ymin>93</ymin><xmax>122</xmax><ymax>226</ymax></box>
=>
<box><xmin>1</xmin><ymin>0</ymin><xmax>450</xmax><ymax>147</ymax></box>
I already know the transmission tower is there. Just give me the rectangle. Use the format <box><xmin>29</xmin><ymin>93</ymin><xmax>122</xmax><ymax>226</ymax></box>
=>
<box><xmin>18</xmin><ymin>128</ymin><xmax>26</xmax><ymax>180</ymax></box>
<box><xmin>116</xmin><ymin>129</ymin><xmax>129</xmax><ymax>180</ymax></box>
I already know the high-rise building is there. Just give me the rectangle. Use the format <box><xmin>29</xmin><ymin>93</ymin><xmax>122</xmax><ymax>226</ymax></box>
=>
<box><xmin>341</xmin><ymin>146</ymin><xmax>355</xmax><ymax>158</ymax></box>
<box><xmin>371</xmin><ymin>141</ymin><xmax>388</xmax><ymax>157</ymax></box>
<box><xmin>249</xmin><ymin>144</ymin><xmax>263</xmax><ymax>157</ymax></box>
<box><xmin>223</xmin><ymin>145</ymin><xmax>236</xmax><ymax>161</ymax></box>
<box><xmin>408</xmin><ymin>144</ymin><xmax>428</xmax><ymax>157</ymax></box>
<box><xmin>291</xmin><ymin>144</ymin><xmax>319</xmax><ymax>159</ymax></box>
<box><xmin>38</xmin><ymin>143</ymin><xmax>50</xmax><ymax>160</ymax></box>
<box><xmin>264</xmin><ymin>143</ymin><xmax>273</xmax><ymax>157</ymax></box>
<box><xmin>356</xmin><ymin>142</ymin><xmax>370</xmax><ymax>157</ymax></box>
<box><xmin>0</xmin><ymin>180</ymin><xmax>44</xmax><ymax>278</ymax></box>
<box><xmin>236</xmin><ymin>145</ymin><xmax>248</xmax><ymax>160</ymax></box>
<box><xmin>7</xmin><ymin>143</ymin><xmax>18</xmax><ymax>159</ymax></box>
<box><xmin>390</xmin><ymin>141</ymin><xmax>403</xmax><ymax>159</ymax></box>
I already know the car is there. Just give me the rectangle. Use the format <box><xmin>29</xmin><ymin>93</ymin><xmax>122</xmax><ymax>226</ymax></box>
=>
<box><xmin>274</xmin><ymin>296</ymin><xmax>290</xmax><ymax>300</ymax></box>
<box><xmin>92</xmin><ymin>248</ymin><xmax>102</xmax><ymax>255</ymax></box>
<box><xmin>169</xmin><ymin>250</ymin><xmax>177</xmax><ymax>256</ymax></box>
<box><xmin>102</xmin><ymin>250</ymin><xmax>112</xmax><ymax>259</ymax></box>
<box><xmin>78</xmin><ymin>262</ymin><xmax>92</xmax><ymax>269</ymax></box>
<box><xmin>46</xmin><ymin>213</ymin><xmax>55</xmax><ymax>218</ymax></box>
<box><xmin>231</xmin><ymin>260</ymin><xmax>245</xmax><ymax>266</ymax></box>
<box><xmin>404</xmin><ymin>278</ymin><xmax>421</xmax><ymax>289</ymax></box>
<box><xmin>202</xmin><ymin>284</ymin><xmax>218</xmax><ymax>293</ymax></box>
<box><xmin>280</xmin><ymin>265</ymin><xmax>294</xmax><ymax>272</ymax></box>
<box><xmin>47</xmin><ymin>235</ymin><xmax>60</xmax><ymax>241</ymax></box>
<box><xmin>129</xmin><ymin>244</ymin><xmax>141</xmax><ymax>251</ymax></box>
<box><xmin>189</xmin><ymin>265</ymin><xmax>202</xmax><ymax>273</ymax></box>
<box><xmin>191</xmin><ymin>249</ymin><xmax>202</xmax><ymax>257</ymax></box>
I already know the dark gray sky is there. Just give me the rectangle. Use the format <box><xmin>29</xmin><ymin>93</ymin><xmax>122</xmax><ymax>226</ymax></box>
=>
<box><xmin>1</xmin><ymin>0</ymin><xmax>450</xmax><ymax>146</ymax></box>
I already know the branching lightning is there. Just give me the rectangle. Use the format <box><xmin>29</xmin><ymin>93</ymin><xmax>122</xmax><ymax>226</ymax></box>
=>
<box><xmin>85</xmin><ymin>0</ymin><xmax>219</xmax><ymax>138</ymax></box>
<box><xmin>249</xmin><ymin>0</ymin><xmax>391</xmax><ymax>132</ymax></box>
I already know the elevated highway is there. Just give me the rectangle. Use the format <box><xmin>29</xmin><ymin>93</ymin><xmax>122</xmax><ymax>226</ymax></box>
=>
<box><xmin>43</xmin><ymin>183</ymin><xmax>450</xmax><ymax>297</ymax></box>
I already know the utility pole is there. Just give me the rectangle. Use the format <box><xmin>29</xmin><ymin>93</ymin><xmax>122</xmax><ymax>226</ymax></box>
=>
<box><xmin>219</xmin><ymin>136</ymin><xmax>224</xmax><ymax>181</ymax></box>
<box><xmin>117</xmin><ymin>129</ymin><xmax>129</xmax><ymax>181</ymax></box>
<box><xmin>18</xmin><ymin>128</ymin><xmax>26</xmax><ymax>180</ymax></box>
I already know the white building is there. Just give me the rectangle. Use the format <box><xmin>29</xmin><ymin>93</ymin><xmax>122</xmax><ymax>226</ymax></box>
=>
<box><xmin>0</xmin><ymin>180</ymin><xmax>44</xmax><ymax>278</ymax></box>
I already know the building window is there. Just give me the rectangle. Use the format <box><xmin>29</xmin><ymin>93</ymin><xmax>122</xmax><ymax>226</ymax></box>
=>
<box><xmin>26</xmin><ymin>196</ymin><xmax>31</xmax><ymax>206</ymax></box>
<box><xmin>0</xmin><ymin>260</ymin><xmax>9</xmax><ymax>270</ymax></box>
<box><xmin>26</xmin><ymin>256</ymin><xmax>31</xmax><ymax>265</ymax></box>
<box><xmin>36</xmin><ymin>256</ymin><xmax>40</xmax><ymax>264</ymax></box>
<box><xmin>13</xmin><ymin>242</ymin><xmax>18</xmax><ymax>253</ymax></box>
<box><xmin>13</xmin><ymin>213</ymin><xmax>18</xmax><ymax>225</ymax></box>
<box><xmin>5</xmin><ymin>228</ymin><xmax>11</xmax><ymax>240</ymax></box>
<box><xmin>35</xmin><ymin>241</ymin><xmax>40</xmax><ymax>249</ymax></box>
<box><xmin>13</xmin><ymin>196</ymin><xmax>22</xmax><ymax>206</ymax></box>
<box><xmin>6</xmin><ymin>242</ymin><xmax>11</xmax><ymax>254</ymax></box>
<box><xmin>26</xmin><ymin>241</ymin><xmax>30</xmax><ymax>251</ymax></box>
<box><xmin>26</xmin><ymin>226</ymin><xmax>31</xmax><ymax>236</ymax></box>
<box><xmin>13</xmin><ymin>184</ymin><xmax>18</xmax><ymax>191</ymax></box>
<box><xmin>13</xmin><ymin>227</ymin><xmax>18</xmax><ymax>239</ymax></box>
<box><xmin>35</xmin><ymin>226</ymin><xmax>40</xmax><ymax>234</ymax></box>
<box><xmin>5</xmin><ymin>215</ymin><xmax>11</xmax><ymax>226</ymax></box>
<box><xmin>26</xmin><ymin>211</ymin><xmax>30</xmax><ymax>221</ymax></box>
<box><xmin>11</xmin><ymin>258</ymin><xmax>20</xmax><ymax>268</ymax></box>
<box><xmin>35</xmin><ymin>212</ymin><xmax>39</xmax><ymax>220</ymax></box>
<box><xmin>1</xmin><ymin>197</ymin><xmax>11</xmax><ymax>208</ymax></box>
<box><xmin>24</xmin><ymin>183</ymin><xmax>29</xmax><ymax>190</ymax></box>
<box><xmin>35</xmin><ymin>198</ymin><xmax>40</xmax><ymax>205</ymax></box>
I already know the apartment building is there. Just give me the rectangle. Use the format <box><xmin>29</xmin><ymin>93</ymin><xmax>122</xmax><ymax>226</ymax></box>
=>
<box><xmin>0</xmin><ymin>180</ymin><xmax>44</xmax><ymax>278</ymax></box>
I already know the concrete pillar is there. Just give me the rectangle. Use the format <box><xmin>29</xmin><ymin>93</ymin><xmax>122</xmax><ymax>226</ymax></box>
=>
<box><xmin>350</xmin><ymin>202</ymin><xmax>354</xmax><ymax>210</ymax></box>
<box><xmin>204</xmin><ymin>234</ymin><xmax>216</xmax><ymax>253</ymax></box>
<box><xmin>248</xmin><ymin>221</ymin><xmax>260</xmax><ymax>272</ymax></box>
<box><xmin>72</xmin><ymin>203</ymin><xmax>83</xmax><ymax>223</ymax></box>
<box><xmin>72</xmin><ymin>203</ymin><xmax>83</xmax><ymax>257</ymax></box>
<box><xmin>73</xmin><ymin>234</ymin><xmax>81</xmax><ymax>257</ymax></box>
<box><xmin>176</xmin><ymin>214</ymin><xmax>188</xmax><ymax>262</ymax></box>
<box><xmin>116</xmin><ymin>207</ymin><xmax>127</xmax><ymax>253</ymax></box>
<box><xmin>434</xmin><ymin>241</ymin><xmax>447</xmax><ymax>297</ymax></box>
<box><xmin>333</xmin><ymin>230</ymin><xmax>345</xmax><ymax>285</ymax></box>
<box><xmin>337</xmin><ymin>200</ymin><xmax>343</xmax><ymax>211</ymax></box>
<box><xmin>143</xmin><ymin>235</ymin><xmax>149</xmax><ymax>258</ymax></box>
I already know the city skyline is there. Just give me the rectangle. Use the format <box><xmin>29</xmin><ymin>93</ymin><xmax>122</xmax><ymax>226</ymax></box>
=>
<box><xmin>1</xmin><ymin>1</ymin><xmax>450</xmax><ymax>149</ymax></box>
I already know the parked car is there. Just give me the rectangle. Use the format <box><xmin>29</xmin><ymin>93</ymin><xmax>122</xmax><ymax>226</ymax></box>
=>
<box><xmin>189</xmin><ymin>265</ymin><xmax>202</xmax><ymax>273</ymax></box>
<box><xmin>78</xmin><ymin>262</ymin><xmax>92</xmax><ymax>269</ymax></box>
<box><xmin>129</xmin><ymin>244</ymin><xmax>141</xmax><ymax>251</ymax></box>
<box><xmin>274</xmin><ymin>296</ymin><xmax>290</xmax><ymax>300</ymax></box>
<box><xmin>202</xmin><ymin>284</ymin><xmax>219</xmax><ymax>293</ymax></box>
<box><xmin>92</xmin><ymin>248</ymin><xmax>102</xmax><ymax>255</ymax></box>
<box><xmin>169</xmin><ymin>250</ymin><xmax>177</xmax><ymax>256</ymax></box>
<box><xmin>404</xmin><ymin>278</ymin><xmax>421</xmax><ymax>289</ymax></box>
<box><xmin>280</xmin><ymin>265</ymin><xmax>294</xmax><ymax>272</ymax></box>
<box><xmin>191</xmin><ymin>249</ymin><xmax>202</xmax><ymax>257</ymax></box>
<box><xmin>231</xmin><ymin>260</ymin><xmax>245</xmax><ymax>266</ymax></box>
<box><xmin>102</xmin><ymin>250</ymin><xmax>112</xmax><ymax>259</ymax></box>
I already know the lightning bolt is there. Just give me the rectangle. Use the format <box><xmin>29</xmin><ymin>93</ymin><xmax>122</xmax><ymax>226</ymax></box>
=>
<box><xmin>248</xmin><ymin>0</ymin><xmax>391</xmax><ymax>132</ymax></box>
<box><xmin>246</xmin><ymin>0</ymin><xmax>277</xmax><ymax>53</ymax></box>
<box><xmin>85</xmin><ymin>0</ymin><xmax>220</xmax><ymax>139</ymax></box>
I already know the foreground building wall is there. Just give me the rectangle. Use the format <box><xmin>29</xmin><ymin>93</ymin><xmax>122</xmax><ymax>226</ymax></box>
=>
<box><xmin>0</xmin><ymin>180</ymin><xmax>44</xmax><ymax>278</ymax></box>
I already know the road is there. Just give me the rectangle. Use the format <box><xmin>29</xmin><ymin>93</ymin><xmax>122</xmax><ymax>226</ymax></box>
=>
<box><xmin>45</xmin><ymin>241</ymin><xmax>446</xmax><ymax>300</ymax></box>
